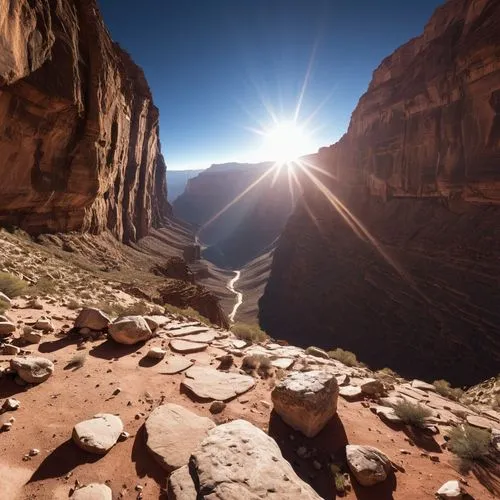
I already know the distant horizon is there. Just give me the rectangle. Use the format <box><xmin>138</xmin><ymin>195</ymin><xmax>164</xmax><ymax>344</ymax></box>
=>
<box><xmin>100</xmin><ymin>0</ymin><xmax>443</xmax><ymax>171</ymax></box>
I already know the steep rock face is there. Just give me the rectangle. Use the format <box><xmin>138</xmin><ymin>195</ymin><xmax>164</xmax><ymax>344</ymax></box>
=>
<box><xmin>260</xmin><ymin>0</ymin><xmax>500</xmax><ymax>386</ymax></box>
<box><xmin>174</xmin><ymin>162</ymin><xmax>295</xmax><ymax>268</ymax></box>
<box><xmin>0</xmin><ymin>0</ymin><xmax>170</xmax><ymax>242</ymax></box>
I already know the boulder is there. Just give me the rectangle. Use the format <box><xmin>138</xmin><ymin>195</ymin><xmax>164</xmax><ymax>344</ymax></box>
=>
<box><xmin>74</xmin><ymin>308</ymin><xmax>111</xmax><ymax>331</ymax></box>
<box><xmin>33</xmin><ymin>316</ymin><xmax>54</xmax><ymax>331</ymax></box>
<box><xmin>346</xmin><ymin>445</ymin><xmax>392</xmax><ymax>486</ymax></box>
<box><xmin>0</xmin><ymin>320</ymin><xmax>15</xmax><ymax>337</ymax></box>
<box><xmin>108</xmin><ymin>316</ymin><xmax>152</xmax><ymax>345</ymax></box>
<box><xmin>72</xmin><ymin>483</ymin><xmax>113</xmax><ymax>500</ymax></box>
<box><xmin>436</xmin><ymin>480</ymin><xmax>463</xmax><ymax>498</ymax></box>
<box><xmin>10</xmin><ymin>356</ymin><xmax>54</xmax><ymax>384</ymax></box>
<box><xmin>167</xmin><ymin>465</ymin><xmax>197</xmax><ymax>500</ymax></box>
<box><xmin>72</xmin><ymin>414</ymin><xmax>123</xmax><ymax>454</ymax></box>
<box><xmin>305</xmin><ymin>346</ymin><xmax>330</xmax><ymax>359</ymax></box>
<box><xmin>182</xmin><ymin>366</ymin><xmax>256</xmax><ymax>402</ymax></box>
<box><xmin>22</xmin><ymin>329</ymin><xmax>43</xmax><ymax>344</ymax></box>
<box><xmin>188</xmin><ymin>419</ymin><xmax>321</xmax><ymax>499</ymax></box>
<box><xmin>271</xmin><ymin>370</ymin><xmax>339</xmax><ymax>437</ymax></box>
<box><xmin>145</xmin><ymin>404</ymin><xmax>215</xmax><ymax>471</ymax></box>
<box><xmin>411</xmin><ymin>379</ymin><xmax>436</xmax><ymax>392</ymax></box>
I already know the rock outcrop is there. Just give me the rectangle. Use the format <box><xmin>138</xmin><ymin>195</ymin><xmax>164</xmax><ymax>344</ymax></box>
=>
<box><xmin>260</xmin><ymin>0</ymin><xmax>500</xmax><ymax>386</ymax></box>
<box><xmin>0</xmin><ymin>0</ymin><xmax>170</xmax><ymax>242</ymax></box>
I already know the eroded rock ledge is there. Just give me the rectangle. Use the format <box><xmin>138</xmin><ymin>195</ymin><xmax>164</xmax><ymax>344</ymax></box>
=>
<box><xmin>0</xmin><ymin>0</ymin><xmax>170</xmax><ymax>242</ymax></box>
<box><xmin>260</xmin><ymin>0</ymin><xmax>500</xmax><ymax>386</ymax></box>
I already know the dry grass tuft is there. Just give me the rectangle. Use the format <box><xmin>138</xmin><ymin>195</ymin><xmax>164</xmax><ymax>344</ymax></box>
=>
<box><xmin>66</xmin><ymin>352</ymin><xmax>88</xmax><ymax>370</ymax></box>
<box><xmin>231</xmin><ymin>322</ymin><xmax>268</xmax><ymax>344</ymax></box>
<box><xmin>433</xmin><ymin>379</ymin><xmax>464</xmax><ymax>401</ymax></box>
<box><xmin>0</xmin><ymin>271</ymin><xmax>28</xmax><ymax>298</ymax></box>
<box><xmin>448</xmin><ymin>425</ymin><xmax>491</xmax><ymax>460</ymax></box>
<box><xmin>328</xmin><ymin>348</ymin><xmax>359</xmax><ymax>367</ymax></box>
<box><xmin>393</xmin><ymin>400</ymin><xmax>432</xmax><ymax>428</ymax></box>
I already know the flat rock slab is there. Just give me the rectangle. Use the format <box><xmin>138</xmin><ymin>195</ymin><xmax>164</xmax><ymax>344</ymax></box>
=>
<box><xmin>161</xmin><ymin>356</ymin><xmax>193</xmax><ymax>374</ymax></box>
<box><xmin>466</xmin><ymin>415</ymin><xmax>498</xmax><ymax>431</ymax></box>
<box><xmin>271</xmin><ymin>358</ymin><xmax>295</xmax><ymax>370</ymax></box>
<box><xmin>72</xmin><ymin>483</ymin><xmax>112</xmax><ymax>500</ymax></box>
<box><xmin>230</xmin><ymin>339</ymin><xmax>247</xmax><ymax>349</ymax></box>
<box><xmin>169</xmin><ymin>326</ymin><xmax>209</xmax><ymax>337</ymax></box>
<box><xmin>182</xmin><ymin>366</ymin><xmax>255</xmax><ymax>402</ymax></box>
<box><xmin>72</xmin><ymin>414</ymin><xmax>123</xmax><ymax>454</ymax></box>
<box><xmin>178</xmin><ymin>330</ymin><xmax>217</xmax><ymax>343</ymax></box>
<box><xmin>145</xmin><ymin>404</ymin><xmax>215</xmax><ymax>471</ymax></box>
<box><xmin>166</xmin><ymin>321</ymin><xmax>203</xmax><ymax>330</ymax></box>
<box><xmin>411</xmin><ymin>379</ymin><xmax>436</xmax><ymax>392</ymax></box>
<box><xmin>167</xmin><ymin>465</ymin><xmax>198</xmax><ymax>499</ymax></box>
<box><xmin>170</xmin><ymin>339</ymin><xmax>208</xmax><ymax>354</ymax></box>
<box><xmin>188</xmin><ymin>419</ymin><xmax>322</xmax><ymax>499</ymax></box>
<box><xmin>340</xmin><ymin>386</ymin><xmax>363</xmax><ymax>400</ymax></box>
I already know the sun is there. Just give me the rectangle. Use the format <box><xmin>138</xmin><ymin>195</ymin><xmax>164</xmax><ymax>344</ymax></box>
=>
<box><xmin>262</xmin><ymin>121</ymin><xmax>311</xmax><ymax>164</ymax></box>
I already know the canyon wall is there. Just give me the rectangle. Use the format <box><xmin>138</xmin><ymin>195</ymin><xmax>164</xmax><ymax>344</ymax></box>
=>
<box><xmin>0</xmin><ymin>0</ymin><xmax>171</xmax><ymax>242</ymax></box>
<box><xmin>260</xmin><ymin>0</ymin><xmax>500</xmax><ymax>386</ymax></box>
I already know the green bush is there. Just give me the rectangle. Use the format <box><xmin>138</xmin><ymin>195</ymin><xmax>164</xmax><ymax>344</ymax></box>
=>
<box><xmin>433</xmin><ymin>379</ymin><xmax>464</xmax><ymax>401</ymax></box>
<box><xmin>393</xmin><ymin>400</ymin><xmax>432</xmax><ymax>428</ymax></box>
<box><xmin>328</xmin><ymin>348</ymin><xmax>359</xmax><ymax>367</ymax></box>
<box><xmin>0</xmin><ymin>271</ymin><xmax>28</xmax><ymax>298</ymax></box>
<box><xmin>448</xmin><ymin>425</ymin><xmax>491</xmax><ymax>460</ymax></box>
<box><xmin>231</xmin><ymin>322</ymin><xmax>268</xmax><ymax>343</ymax></box>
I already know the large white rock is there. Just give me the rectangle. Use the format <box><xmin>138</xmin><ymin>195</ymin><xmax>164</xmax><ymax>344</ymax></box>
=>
<box><xmin>108</xmin><ymin>316</ymin><xmax>152</xmax><ymax>345</ymax></box>
<box><xmin>75</xmin><ymin>307</ymin><xmax>111</xmax><ymax>331</ymax></box>
<box><xmin>271</xmin><ymin>370</ymin><xmax>339</xmax><ymax>437</ymax></box>
<box><xmin>182</xmin><ymin>366</ymin><xmax>255</xmax><ymax>402</ymax></box>
<box><xmin>187</xmin><ymin>419</ymin><xmax>322</xmax><ymax>499</ymax></box>
<box><xmin>346</xmin><ymin>445</ymin><xmax>392</xmax><ymax>486</ymax></box>
<box><xmin>10</xmin><ymin>356</ymin><xmax>54</xmax><ymax>384</ymax></box>
<box><xmin>167</xmin><ymin>465</ymin><xmax>198</xmax><ymax>499</ymax></box>
<box><xmin>72</xmin><ymin>483</ymin><xmax>113</xmax><ymax>500</ymax></box>
<box><xmin>72</xmin><ymin>414</ymin><xmax>123</xmax><ymax>454</ymax></box>
<box><xmin>145</xmin><ymin>404</ymin><xmax>215</xmax><ymax>471</ymax></box>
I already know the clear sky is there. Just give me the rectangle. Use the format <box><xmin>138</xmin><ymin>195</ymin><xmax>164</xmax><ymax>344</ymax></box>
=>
<box><xmin>100</xmin><ymin>0</ymin><xmax>443</xmax><ymax>170</ymax></box>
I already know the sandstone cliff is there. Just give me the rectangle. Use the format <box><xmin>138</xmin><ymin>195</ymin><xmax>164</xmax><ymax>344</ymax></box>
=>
<box><xmin>0</xmin><ymin>0</ymin><xmax>170</xmax><ymax>242</ymax></box>
<box><xmin>260</xmin><ymin>0</ymin><xmax>500</xmax><ymax>386</ymax></box>
<box><xmin>174</xmin><ymin>162</ymin><xmax>295</xmax><ymax>268</ymax></box>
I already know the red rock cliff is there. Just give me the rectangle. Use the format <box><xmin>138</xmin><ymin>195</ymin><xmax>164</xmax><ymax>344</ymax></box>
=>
<box><xmin>260</xmin><ymin>0</ymin><xmax>500</xmax><ymax>386</ymax></box>
<box><xmin>0</xmin><ymin>0</ymin><xmax>171</xmax><ymax>242</ymax></box>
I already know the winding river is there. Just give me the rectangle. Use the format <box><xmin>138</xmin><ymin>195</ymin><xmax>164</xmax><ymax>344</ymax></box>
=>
<box><xmin>227</xmin><ymin>270</ymin><xmax>243</xmax><ymax>322</ymax></box>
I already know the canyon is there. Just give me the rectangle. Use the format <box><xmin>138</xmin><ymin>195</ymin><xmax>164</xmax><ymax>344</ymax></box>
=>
<box><xmin>260</xmin><ymin>0</ymin><xmax>500</xmax><ymax>386</ymax></box>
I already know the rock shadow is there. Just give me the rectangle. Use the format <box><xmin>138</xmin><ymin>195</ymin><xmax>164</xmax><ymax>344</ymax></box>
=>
<box><xmin>138</xmin><ymin>356</ymin><xmax>161</xmax><ymax>368</ymax></box>
<box><xmin>402</xmin><ymin>426</ymin><xmax>441</xmax><ymax>453</ymax></box>
<box><xmin>268</xmin><ymin>411</ymin><xmax>349</xmax><ymax>499</ymax></box>
<box><xmin>0</xmin><ymin>377</ymin><xmax>29</xmax><ymax>398</ymax></box>
<box><xmin>89</xmin><ymin>339</ymin><xmax>142</xmax><ymax>360</ymax></box>
<box><xmin>131</xmin><ymin>424</ymin><xmax>167</xmax><ymax>491</ymax></box>
<box><xmin>28</xmin><ymin>439</ymin><xmax>101</xmax><ymax>482</ymax></box>
<box><xmin>38</xmin><ymin>336</ymin><xmax>75</xmax><ymax>353</ymax></box>
<box><xmin>351</xmin><ymin>472</ymin><xmax>397</xmax><ymax>500</ymax></box>
<box><xmin>458</xmin><ymin>455</ymin><xmax>500</xmax><ymax>497</ymax></box>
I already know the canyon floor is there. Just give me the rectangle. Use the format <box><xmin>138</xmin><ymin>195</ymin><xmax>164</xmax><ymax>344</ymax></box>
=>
<box><xmin>0</xmin><ymin>230</ymin><xmax>499</xmax><ymax>500</ymax></box>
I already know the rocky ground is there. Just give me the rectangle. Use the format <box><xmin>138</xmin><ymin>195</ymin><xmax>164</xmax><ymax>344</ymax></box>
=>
<box><xmin>0</xmin><ymin>232</ymin><xmax>499</xmax><ymax>500</ymax></box>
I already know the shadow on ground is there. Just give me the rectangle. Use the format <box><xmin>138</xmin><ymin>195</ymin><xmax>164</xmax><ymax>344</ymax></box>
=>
<box><xmin>89</xmin><ymin>339</ymin><xmax>142</xmax><ymax>360</ymax></box>
<box><xmin>131</xmin><ymin>424</ymin><xmax>167</xmax><ymax>496</ymax></box>
<box><xmin>0</xmin><ymin>377</ymin><xmax>29</xmax><ymax>398</ymax></box>
<box><xmin>403</xmin><ymin>426</ymin><xmax>441</xmax><ymax>453</ymax></box>
<box><xmin>28</xmin><ymin>439</ymin><xmax>101</xmax><ymax>482</ymax></box>
<box><xmin>38</xmin><ymin>336</ymin><xmax>75</xmax><ymax>353</ymax></box>
<box><xmin>457</xmin><ymin>455</ymin><xmax>500</xmax><ymax>497</ymax></box>
<box><xmin>268</xmin><ymin>411</ymin><xmax>348</xmax><ymax>499</ymax></box>
<box><xmin>138</xmin><ymin>356</ymin><xmax>162</xmax><ymax>368</ymax></box>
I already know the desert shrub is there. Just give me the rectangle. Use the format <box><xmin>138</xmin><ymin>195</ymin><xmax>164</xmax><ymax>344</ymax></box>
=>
<box><xmin>66</xmin><ymin>352</ymin><xmax>87</xmax><ymax>369</ymax></box>
<box><xmin>393</xmin><ymin>400</ymin><xmax>432</xmax><ymax>428</ymax></box>
<box><xmin>30</xmin><ymin>276</ymin><xmax>57</xmax><ymax>295</ymax></box>
<box><xmin>330</xmin><ymin>464</ymin><xmax>348</xmax><ymax>495</ymax></box>
<box><xmin>328</xmin><ymin>348</ymin><xmax>359</xmax><ymax>367</ymax></box>
<box><xmin>377</xmin><ymin>367</ymin><xmax>399</xmax><ymax>379</ymax></box>
<box><xmin>163</xmin><ymin>303</ymin><xmax>211</xmax><ymax>325</ymax></box>
<box><xmin>0</xmin><ymin>298</ymin><xmax>10</xmax><ymax>314</ymax></box>
<box><xmin>66</xmin><ymin>298</ymin><xmax>81</xmax><ymax>310</ymax></box>
<box><xmin>0</xmin><ymin>271</ymin><xmax>28</xmax><ymax>298</ymax></box>
<box><xmin>448</xmin><ymin>425</ymin><xmax>491</xmax><ymax>460</ymax></box>
<box><xmin>433</xmin><ymin>379</ymin><xmax>464</xmax><ymax>401</ymax></box>
<box><xmin>231</xmin><ymin>322</ymin><xmax>268</xmax><ymax>344</ymax></box>
<box><xmin>242</xmin><ymin>354</ymin><xmax>271</xmax><ymax>371</ymax></box>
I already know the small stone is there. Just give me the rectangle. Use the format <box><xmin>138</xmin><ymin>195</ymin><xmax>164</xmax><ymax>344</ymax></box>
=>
<box><xmin>72</xmin><ymin>414</ymin><xmax>124</xmax><ymax>454</ymax></box>
<box><xmin>360</xmin><ymin>378</ymin><xmax>384</xmax><ymax>395</ymax></box>
<box><xmin>209</xmin><ymin>401</ymin><xmax>226</xmax><ymax>414</ymax></box>
<box><xmin>119</xmin><ymin>431</ymin><xmax>130</xmax><ymax>441</ymax></box>
<box><xmin>72</xmin><ymin>483</ymin><xmax>112</xmax><ymax>500</ymax></box>
<box><xmin>1</xmin><ymin>422</ymin><xmax>12</xmax><ymax>431</ymax></box>
<box><xmin>346</xmin><ymin>445</ymin><xmax>393</xmax><ymax>487</ymax></box>
<box><xmin>430</xmin><ymin>455</ymin><xmax>440</xmax><ymax>463</ymax></box>
<box><xmin>2</xmin><ymin>398</ymin><xmax>20</xmax><ymax>411</ymax></box>
<box><xmin>146</xmin><ymin>347</ymin><xmax>166</xmax><ymax>360</ymax></box>
<box><xmin>399</xmin><ymin>449</ymin><xmax>411</xmax><ymax>455</ymax></box>
<box><xmin>436</xmin><ymin>480</ymin><xmax>463</xmax><ymax>498</ymax></box>
<box><xmin>33</xmin><ymin>316</ymin><xmax>54</xmax><ymax>331</ymax></box>
<box><xmin>339</xmin><ymin>386</ymin><xmax>363</xmax><ymax>400</ymax></box>
<box><xmin>313</xmin><ymin>460</ymin><xmax>322</xmax><ymax>470</ymax></box>
<box><xmin>22</xmin><ymin>329</ymin><xmax>43</xmax><ymax>344</ymax></box>
<box><xmin>296</xmin><ymin>446</ymin><xmax>308</xmax><ymax>458</ymax></box>
<box><xmin>29</xmin><ymin>448</ymin><xmax>39</xmax><ymax>456</ymax></box>
<box><xmin>112</xmin><ymin>388</ymin><xmax>121</xmax><ymax>396</ymax></box>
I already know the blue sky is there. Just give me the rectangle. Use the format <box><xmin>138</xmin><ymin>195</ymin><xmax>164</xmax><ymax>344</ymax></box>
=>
<box><xmin>100</xmin><ymin>0</ymin><xmax>443</xmax><ymax>170</ymax></box>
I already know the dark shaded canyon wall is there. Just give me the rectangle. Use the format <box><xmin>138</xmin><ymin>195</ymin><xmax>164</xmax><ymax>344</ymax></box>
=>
<box><xmin>260</xmin><ymin>0</ymin><xmax>500</xmax><ymax>386</ymax></box>
<box><xmin>0</xmin><ymin>0</ymin><xmax>171</xmax><ymax>242</ymax></box>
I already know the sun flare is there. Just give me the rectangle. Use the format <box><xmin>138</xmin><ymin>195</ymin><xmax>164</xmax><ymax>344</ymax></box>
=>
<box><xmin>262</xmin><ymin>121</ymin><xmax>311</xmax><ymax>164</ymax></box>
